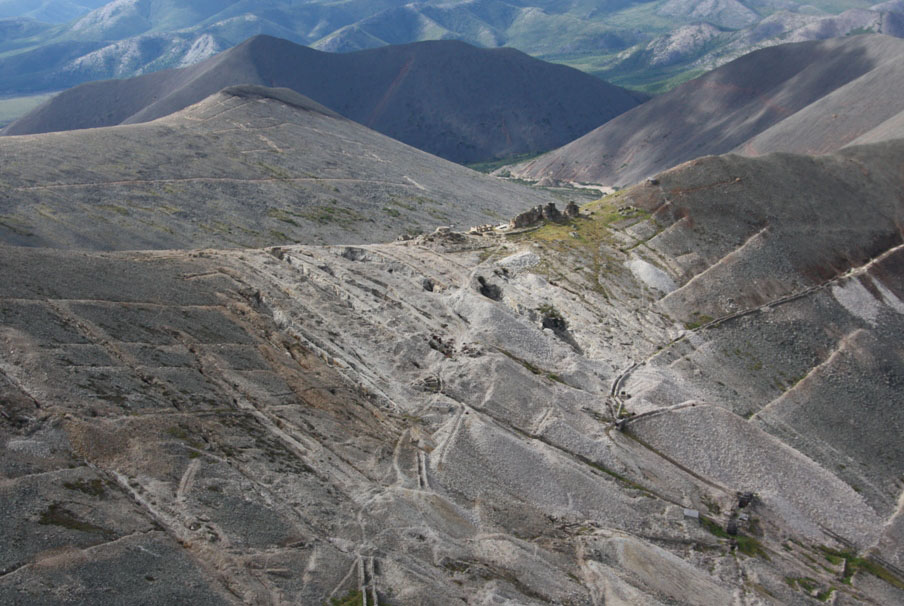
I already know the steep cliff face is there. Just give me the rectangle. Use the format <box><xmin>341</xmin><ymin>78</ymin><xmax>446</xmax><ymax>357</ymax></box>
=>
<box><xmin>2</xmin><ymin>140</ymin><xmax>904</xmax><ymax>604</ymax></box>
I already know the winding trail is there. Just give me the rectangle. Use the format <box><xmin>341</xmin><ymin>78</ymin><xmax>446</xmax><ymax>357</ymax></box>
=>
<box><xmin>12</xmin><ymin>176</ymin><xmax>414</xmax><ymax>191</ymax></box>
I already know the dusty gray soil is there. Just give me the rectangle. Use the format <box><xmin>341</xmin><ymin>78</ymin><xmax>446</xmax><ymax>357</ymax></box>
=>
<box><xmin>2</xmin><ymin>138</ymin><xmax>904</xmax><ymax>603</ymax></box>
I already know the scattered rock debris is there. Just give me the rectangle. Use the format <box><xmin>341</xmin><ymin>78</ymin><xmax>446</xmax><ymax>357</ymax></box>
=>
<box><xmin>475</xmin><ymin>275</ymin><xmax>503</xmax><ymax>301</ymax></box>
<box><xmin>428</xmin><ymin>334</ymin><xmax>455</xmax><ymax>357</ymax></box>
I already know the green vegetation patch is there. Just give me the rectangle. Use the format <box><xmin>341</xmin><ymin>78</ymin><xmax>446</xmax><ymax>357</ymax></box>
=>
<box><xmin>700</xmin><ymin>515</ymin><xmax>730</xmax><ymax>538</ymax></box>
<box><xmin>819</xmin><ymin>546</ymin><xmax>904</xmax><ymax>590</ymax></box>
<box><xmin>299</xmin><ymin>205</ymin><xmax>364</xmax><ymax>226</ymax></box>
<box><xmin>0</xmin><ymin>215</ymin><xmax>34</xmax><ymax>237</ymax></box>
<box><xmin>329</xmin><ymin>590</ymin><xmax>364</xmax><ymax>606</ymax></box>
<box><xmin>587</xmin><ymin>460</ymin><xmax>649</xmax><ymax>493</ymax></box>
<box><xmin>509</xmin><ymin>192</ymin><xmax>654</xmax><ymax>295</ymax></box>
<box><xmin>700</xmin><ymin>516</ymin><xmax>769</xmax><ymax>559</ymax></box>
<box><xmin>97</xmin><ymin>204</ymin><xmax>131</xmax><ymax>217</ymax></box>
<box><xmin>514</xmin><ymin>193</ymin><xmax>652</xmax><ymax>251</ymax></box>
<box><xmin>256</xmin><ymin>162</ymin><xmax>292</xmax><ymax>180</ymax></box>
<box><xmin>736</xmin><ymin>534</ymin><xmax>770</xmax><ymax>560</ymax></box>
<box><xmin>684</xmin><ymin>312</ymin><xmax>714</xmax><ymax>330</ymax></box>
<box><xmin>267</xmin><ymin>208</ymin><xmax>300</xmax><ymax>226</ymax></box>
<box><xmin>467</xmin><ymin>152</ymin><xmax>546</xmax><ymax>174</ymax></box>
<box><xmin>496</xmin><ymin>347</ymin><xmax>562</xmax><ymax>384</ymax></box>
<box><xmin>785</xmin><ymin>577</ymin><xmax>835</xmax><ymax>601</ymax></box>
<box><xmin>0</xmin><ymin>92</ymin><xmax>58</xmax><ymax>126</ymax></box>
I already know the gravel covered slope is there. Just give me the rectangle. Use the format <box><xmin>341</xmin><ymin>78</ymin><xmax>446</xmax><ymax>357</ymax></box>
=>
<box><xmin>2</xmin><ymin>140</ymin><xmax>904</xmax><ymax>603</ymax></box>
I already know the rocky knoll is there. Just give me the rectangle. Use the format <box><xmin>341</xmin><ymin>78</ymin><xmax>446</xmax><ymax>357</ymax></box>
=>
<box><xmin>2</xmin><ymin>139</ymin><xmax>904</xmax><ymax>603</ymax></box>
<box><xmin>0</xmin><ymin>85</ymin><xmax>557</xmax><ymax>250</ymax></box>
<box><xmin>506</xmin><ymin>34</ymin><xmax>904</xmax><ymax>187</ymax></box>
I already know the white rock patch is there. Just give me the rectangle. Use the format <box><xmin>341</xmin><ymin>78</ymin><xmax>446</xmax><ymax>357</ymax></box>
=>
<box><xmin>832</xmin><ymin>278</ymin><xmax>881</xmax><ymax>326</ymax></box>
<box><xmin>496</xmin><ymin>250</ymin><xmax>540</xmax><ymax>271</ymax></box>
<box><xmin>873</xmin><ymin>276</ymin><xmax>904</xmax><ymax>315</ymax></box>
<box><xmin>626</xmin><ymin>256</ymin><xmax>677</xmax><ymax>294</ymax></box>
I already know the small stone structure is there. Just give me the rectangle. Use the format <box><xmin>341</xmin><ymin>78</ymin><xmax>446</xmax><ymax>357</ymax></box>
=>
<box><xmin>468</xmin><ymin>224</ymin><xmax>496</xmax><ymax>235</ymax></box>
<box><xmin>510</xmin><ymin>202</ymin><xmax>574</xmax><ymax>229</ymax></box>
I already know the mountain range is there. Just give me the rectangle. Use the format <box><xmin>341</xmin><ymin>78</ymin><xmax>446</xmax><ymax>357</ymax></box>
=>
<box><xmin>2</xmin><ymin>35</ymin><xmax>646</xmax><ymax>164</ymax></box>
<box><xmin>506</xmin><ymin>34</ymin><xmax>904</xmax><ymax>186</ymax></box>
<box><xmin>1</xmin><ymin>0</ymin><xmax>903</xmax><ymax>102</ymax></box>
<box><xmin>0</xmin><ymin>0</ymin><xmax>105</xmax><ymax>23</ymax></box>
<box><xmin>1</xmin><ymin>3</ymin><xmax>904</xmax><ymax>603</ymax></box>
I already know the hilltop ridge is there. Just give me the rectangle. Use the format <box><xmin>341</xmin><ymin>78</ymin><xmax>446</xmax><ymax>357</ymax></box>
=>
<box><xmin>506</xmin><ymin>34</ymin><xmax>904</xmax><ymax>186</ymax></box>
<box><xmin>3</xmin><ymin>35</ymin><xmax>646</xmax><ymax>163</ymax></box>
<box><xmin>0</xmin><ymin>84</ymin><xmax>559</xmax><ymax>249</ymax></box>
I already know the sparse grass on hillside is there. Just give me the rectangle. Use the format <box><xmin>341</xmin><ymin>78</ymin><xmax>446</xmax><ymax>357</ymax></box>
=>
<box><xmin>503</xmin><ymin>193</ymin><xmax>658</xmax><ymax>303</ymax></box>
<box><xmin>298</xmin><ymin>205</ymin><xmax>365</xmax><ymax>226</ymax></box>
<box><xmin>818</xmin><ymin>546</ymin><xmax>904</xmax><ymax>590</ymax></box>
<box><xmin>511</xmin><ymin>192</ymin><xmax>650</xmax><ymax>254</ymax></box>
<box><xmin>329</xmin><ymin>590</ymin><xmax>364</xmax><ymax>606</ymax></box>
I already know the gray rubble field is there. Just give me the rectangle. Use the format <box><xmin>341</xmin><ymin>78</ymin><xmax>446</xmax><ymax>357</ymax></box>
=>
<box><xmin>2</xmin><ymin>140</ymin><xmax>904</xmax><ymax>604</ymax></box>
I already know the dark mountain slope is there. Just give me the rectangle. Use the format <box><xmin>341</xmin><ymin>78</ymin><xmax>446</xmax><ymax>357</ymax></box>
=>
<box><xmin>0</xmin><ymin>85</ymin><xmax>557</xmax><ymax>250</ymax></box>
<box><xmin>507</xmin><ymin>34</ymin><xmax>904</xmax><ymax>185</ymax></box>
<box><xmin>4</xmin><ymin>34</ymin><xmax>647</xmax><ymax>163</ymax></box>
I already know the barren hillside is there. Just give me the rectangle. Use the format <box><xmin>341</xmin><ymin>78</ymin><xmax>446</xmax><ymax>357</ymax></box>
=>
<box><xmin>0</xmin><ymin>85</ymin><xmax>557</xmax><ymax>249</ymax></box>
<box><xmin>2</xmin><ymin>139</ymin><xmax>904</xmax><ymax>603</ymax></box>
<box><xmin>506</xmin><ymin>34</ymin><xmax>904</xmax><ymax>187</ymax></box>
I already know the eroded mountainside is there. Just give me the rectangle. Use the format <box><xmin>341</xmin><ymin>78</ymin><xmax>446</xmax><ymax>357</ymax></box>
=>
<box><xmin>2</xmin><ymin>140</ymin><xmax>904</xmax><ymax>604</ymax></box>
<box><xmin>0</xmin><ymin>85</ymin><xmax>558</xmax><ymax>250</ymax></box>
<box><xmin>507</xmin><ymin>34</ymin><xmax>904</xmax><ymax>187</ymax></box>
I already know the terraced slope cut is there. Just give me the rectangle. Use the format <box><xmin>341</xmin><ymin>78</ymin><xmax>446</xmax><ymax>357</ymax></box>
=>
<box><xmin>2</xmin><ymin>139</ymin><xmax>904</xmax><ymax>603</ymax></box>
<box><xmin>0</xmin><ymin>85</ymin><xmax>558</xmax><ymax>250</ymax></box>
<box><xmin>3</xmin><ymin>35</ymin><xmax>647</xmax><ymax>163</ymax></box>
<box><xmin>507</xmin><ymin>34</ymin><xmax>904</xmax><ymax>186</ymax></box>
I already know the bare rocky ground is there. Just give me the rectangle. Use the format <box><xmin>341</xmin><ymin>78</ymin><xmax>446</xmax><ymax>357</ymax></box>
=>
<box><xmin>0</xmin><ymin>85</ymin><xmax>558</xmax><ymax>250</ymax></box>
<box><xmin>2</xmin><ymin>139</ymin><xmax>904</xmax><ymax>605</ymax></box>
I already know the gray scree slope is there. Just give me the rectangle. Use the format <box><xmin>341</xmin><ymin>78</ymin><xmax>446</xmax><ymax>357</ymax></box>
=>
<box><xmin>2</xmin><ymin>139</ymin><xmax>904</xmax><ymax>603</ymax></box>
<box><xmin>506</xmin><ymin>34</ymin><xmax>904</xmax><ymax>187</ymax></box>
